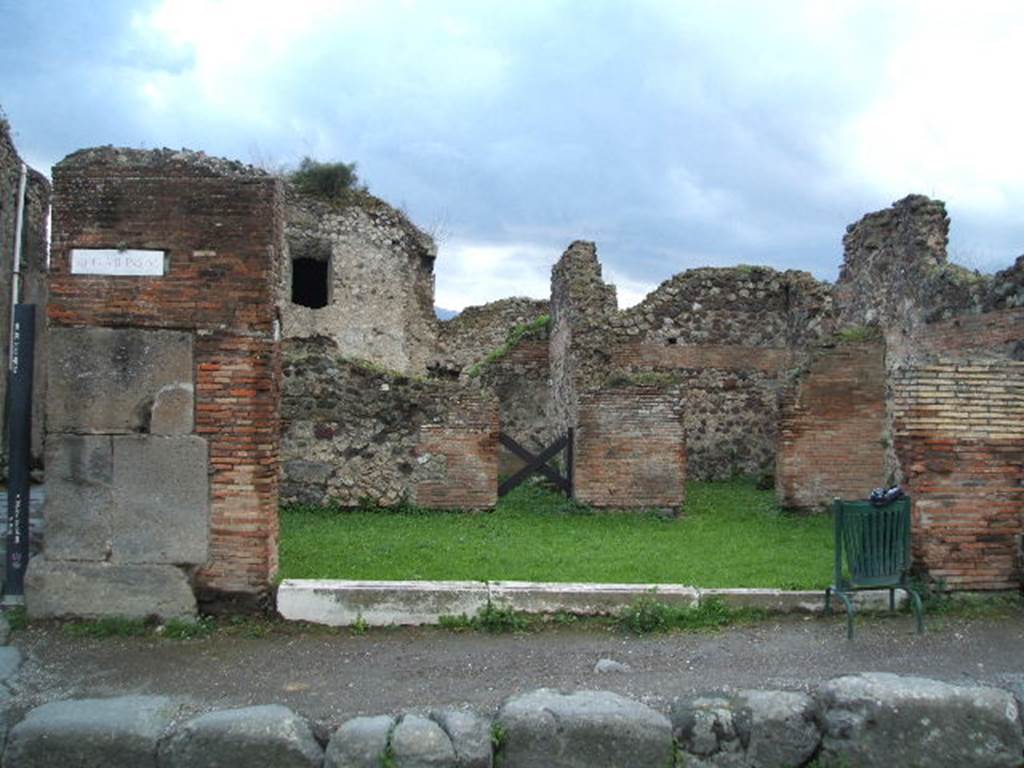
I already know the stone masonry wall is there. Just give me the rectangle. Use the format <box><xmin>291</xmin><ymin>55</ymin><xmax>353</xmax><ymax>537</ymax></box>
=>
<box><xmin>280</xmin><ymin>186</ymin><xmax>437</xmax><ymax>376</ymax></box>
<box><xmin>776</xmin><ymin>341</ymin><xmax>888</xmax><ymax>509</ymax></box>
<box><xmin>281</xmin><ymin>336</ymin><xmax>498</xmax><ymax>509</ymax></box>
<box><xmin>549</xmin><ymin>241</ymin><xmax>618</xmax><ymax>434</ymax></box>
<box><xmin>574</xmin><ymin>386</ymin><xmax>686</xmax><ymax>509</ymax></box>
<box><xmin>32</xmin><ymin>147</ymin><xmax>283</xmax><ymax>616</ymax></box>
<box><xmin>835</xmin><ymin>195</ymin><xmax>992</xmax><ymax>336</ymax></box>
<box><xmin>432</xmin><ymin>296</ymin><xmax>550</xmax><ymax>377</ymax></box>
<box><xmin>0</xmin><ymin>117</ymin><xmax>49</xmax><ymax>476</ymax></box>
<box><xmin>894</xmin><ymin>362</ymin><xmax>1024</xmax><ymax>590</ymax></box>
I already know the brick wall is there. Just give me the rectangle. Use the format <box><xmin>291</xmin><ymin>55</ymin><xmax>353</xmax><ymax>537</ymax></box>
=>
<box><xmin>48</xmin><ymin>148</ymin><xmax>283</xmax><ymax>605</ymax></box>
<box><xmin>776</xmin><ymin>342</ymin><xmax>887</xmax><ymax>510</ymax></box>
<box><xmin>414</xmin><ymin>394</ymin><xmax>499</xmax><ymax>509</ymax></box>
<box><xmin>574</xmin><ymin>386</ymin><xmax>686</xmax><ymax>509</ymax></box>
<box><xmin>910</xmin><ymin>307</ymin><xmax>1024</xmax><ymax>363</ymax></box>
<box><xmin>894</xmin><ymin>362</ymin><xmax>1024</xmax><ymax>590</ymax></box>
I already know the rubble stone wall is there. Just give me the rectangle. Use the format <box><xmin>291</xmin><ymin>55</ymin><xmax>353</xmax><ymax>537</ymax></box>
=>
<box><xmin>279</xmin><ymin>187</ymin><xmax>438</xmax><ymax>376</ymax></box>
<box><xmin>281</xmin><ymin>336</ymin><xmax>498</xmax><ymax>509</ymax></box>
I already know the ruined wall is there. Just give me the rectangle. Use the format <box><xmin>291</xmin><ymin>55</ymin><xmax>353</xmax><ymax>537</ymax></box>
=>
<box><xmin>574</xmin><ymin>386</ymin><xmax>686</xmax><ymax>509</ymax></box>
<box><xmin>432</xmin><ymin>296</ymin><xmax>549</xmax><ymax>376</ymax></box>
<box><xmin>280</xmin><ymin>336</ymin><xmax>498</xmax><ymax>509</ymax></box>
<box><xmin>279</xmin><ymin>187</ymin><xmax>437</xmax><ymax>376</ymax></box>
<box><xmin>894</xmin><ymin>362</ymin><xmax>1023</xmax><ymax>590</ymax></box>
<box><xmin>549</xmin><ymin>241</ymin><xmax>618</xmax><ymax>434</ymax></box>
<box><xmin>776</xmin><ymin>341</ymin><xmax>888</xmax><ymax>510</ymax></box>
<box><xmin>605</xmin><ymin>268</ymin><xmax>833</xmax><ymax>480</ymax></box>
<box><xmin>835</xmin><ymin>195</ymin><xmax>992</xmax><ymax>337</ymax></box>
<box><xmin>30</xmin><ymin>148</ymin><xmax>282</xmax><ymax>617</ymax></box>
<box><xmin>0</xmin><ymin>118</ymin><xmax>49</xmax><ymax>476</ymax></box>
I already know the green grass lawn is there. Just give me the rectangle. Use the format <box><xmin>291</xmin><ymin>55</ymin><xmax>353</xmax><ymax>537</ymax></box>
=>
<box><xmin>279</xmin><ymin>479</ymin><xmax>834</xmax><ymax>588</ymax></box>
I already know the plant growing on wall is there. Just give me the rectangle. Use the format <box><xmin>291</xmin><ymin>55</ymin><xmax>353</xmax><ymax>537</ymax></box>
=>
<box><xmin>290</xmin><ymin>157</ymin><xmax>365</xmax><ymax>200</ymax></box>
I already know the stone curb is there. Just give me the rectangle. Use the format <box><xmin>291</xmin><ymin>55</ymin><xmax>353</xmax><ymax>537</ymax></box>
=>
<box><xmin>277</xmin><ymin>578</ymin><xmax>905</xmax><ymax>627</ymax></box>
<box><xmin>3</xmin><ymin>676</ymin><xmax>1022</xmax><ymax>768</ymax></box>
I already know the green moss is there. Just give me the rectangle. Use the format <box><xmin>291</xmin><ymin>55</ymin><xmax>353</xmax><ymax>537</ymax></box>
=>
<box><xmin>834</xmin><ymin>325</ymin><xmax>882</xmax><ymax>344</ymax></box>
<box><xmin>466</xmin><ymin>314</ymin><xmax>550</xmax><ymax>378</ymax></box>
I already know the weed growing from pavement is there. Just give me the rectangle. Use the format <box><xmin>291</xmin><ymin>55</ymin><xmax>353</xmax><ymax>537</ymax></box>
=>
<box><xmin>614</xmin><ymin>594</ymin><xmax>767</xmax><ymax>634</ymax></box>
<box><xmin>4</xmin><ymin>606</ymin><xmax>27</xmax><ymax>631</ymax></box>
<box><xmin>439</xmin><ymin>602</ymin><xmax>532</xmax><ymax>633</ymax></box>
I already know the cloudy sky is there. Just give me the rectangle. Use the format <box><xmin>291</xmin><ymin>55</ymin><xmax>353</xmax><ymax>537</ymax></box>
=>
<box><xmin>2</xmin><ymin>1</ymin><xmax>1022</xmax><ymax>309</ymax></box>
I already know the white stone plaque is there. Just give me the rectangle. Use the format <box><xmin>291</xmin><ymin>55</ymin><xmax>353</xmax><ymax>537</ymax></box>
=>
<box><xmin>70</xmin><ymin>249</ymin><xmax>166</xmax><ymax>276</ymax></box>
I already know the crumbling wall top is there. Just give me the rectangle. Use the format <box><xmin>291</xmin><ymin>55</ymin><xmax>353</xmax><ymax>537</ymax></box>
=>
<box><xmin>55</xmin><ymin>146</ymin><xmax>269</xmax><ymax>178</ymax></box>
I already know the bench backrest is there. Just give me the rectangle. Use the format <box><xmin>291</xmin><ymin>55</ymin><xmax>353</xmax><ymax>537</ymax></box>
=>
<box><xmin>833</xmin><ymin>497</ymin><xmax>912</xmax><ymax>588</ymax></box>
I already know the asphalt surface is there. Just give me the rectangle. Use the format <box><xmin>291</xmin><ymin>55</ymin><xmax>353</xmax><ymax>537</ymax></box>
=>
<box><xmin>9</xmin><ymin>611</ymin><xmax>1024</xmax><ymax>729</ymax></box>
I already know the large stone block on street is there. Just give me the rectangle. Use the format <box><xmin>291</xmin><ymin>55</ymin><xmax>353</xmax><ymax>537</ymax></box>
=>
<box><xmin>25</xmin><ymin>559</ymin><xmax>196</xmax><ymax>620</ymax></box>
<box><xmin>160</xmin><ymin>705</ymin><xmax>323</xmax><ymax>768</ymax></box>
<box><xmin>48</xmin><ymin>327</ymin><xmax>193</xmax><ymax>434</ymax></box>
<box><xmin>671</xmin><ymin>690</ymin><xmax>820</xmax><ymax>767</ymax></box>
<box><xmin>4</xmin><ymin>695</ymin><xmax>177</xmax><ymax>768</ymax></box>
<box><xmin>43</xmin><ymin>435</ymin><xmax>209</xmax><ymax>565</ymax></box>
<box><xmin>818</xmin><ymin>673</ymin><xmax>1023</xmax><ymax>768</ymax></box>
<box><xmin>429</xmin><ymin>709</ymin><xmax>493</xmax><ymax>768</ymax></box>
<box><xmin>325</xmin><ymin>715</ymin><xmax>395</xmax><ymax>768</ymax></box>
<box><xmin>390</xmin><ymin>714</ymin><xmax>457</xmax><ymax>767</ymax></box>
<box><xmin>112</xmin><ymin>435</ymin><xmax>209</xmax><ymax>564</ymax></box>
<box><xmin>496</xmin><ymin>689</ymin><xmax>673</xmax><ymax>768</ymax></box>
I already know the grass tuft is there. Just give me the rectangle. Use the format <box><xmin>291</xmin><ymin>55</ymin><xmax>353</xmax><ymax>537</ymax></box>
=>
<box><xmin>615</xmin><ymin>594</ymin><xmax>763</xmax><ymax>634</ymax></box>
<box><xmin>280</xmin><ymin>479</ymin><xmax>833</xmax><ymax>588</ymax></box>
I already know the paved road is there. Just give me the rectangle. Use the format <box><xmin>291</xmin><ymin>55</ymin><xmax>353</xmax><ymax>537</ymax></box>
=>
<box><xmin>9</xmin><ymin>611</ymin><xmax>1024</xmax><ymax>728</ymax></box>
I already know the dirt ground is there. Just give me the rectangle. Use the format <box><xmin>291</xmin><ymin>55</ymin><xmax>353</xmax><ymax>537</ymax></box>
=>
<box><xmin>9</xmin><ymin>611</ymin><xmax>1024</xmax><ymax>729</ymax></box>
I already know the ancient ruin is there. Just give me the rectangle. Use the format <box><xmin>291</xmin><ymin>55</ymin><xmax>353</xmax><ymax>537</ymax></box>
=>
<box><xmin>0</xmin><ymin>111</ymin><xmax>1021</xmax><ymax>615</ymax></box>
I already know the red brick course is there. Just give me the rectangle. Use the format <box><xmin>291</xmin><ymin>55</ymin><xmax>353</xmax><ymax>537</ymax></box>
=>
<box><xmin>574</xmin><ymin>386</ymin><xmax>686</xmax><ymax>509</ymax></box>
<box><xmin>414</xmin><ymin>395</ymin><xmax>499</xmax><ymax>509</ymax></box>
<box><xmin>894</xmin><ymin>362</ymin><xmax>1024</xmax><ymax>590</ymax></box>
<box><xmin>50</xmin><ymin>152</ymin><xmax>283</xmax><ymax>599</ymax></box>
<box><xmin>776</xmin><ymin>342</ymin><xmax>887</xmax><ymax>509</ymax></box>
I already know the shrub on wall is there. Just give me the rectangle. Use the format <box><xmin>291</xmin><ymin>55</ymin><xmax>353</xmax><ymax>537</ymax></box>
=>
<box><xmin>290</xmin><ymin>157</ymin><xmax>364</xmax><ymax>200</ymax></box>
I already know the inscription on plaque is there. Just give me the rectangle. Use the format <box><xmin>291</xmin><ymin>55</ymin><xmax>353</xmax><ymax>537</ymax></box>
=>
<box><xmin>70</xmin><ymin>249</ymin><xmax>166</xmax><ymax>276</ymax></box>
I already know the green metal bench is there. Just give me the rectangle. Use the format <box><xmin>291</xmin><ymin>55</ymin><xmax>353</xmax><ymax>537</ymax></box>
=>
<box><xmin>825</xmin><ymin>496</ymin><xmax>924</xmax><ymax>639</ymax></box>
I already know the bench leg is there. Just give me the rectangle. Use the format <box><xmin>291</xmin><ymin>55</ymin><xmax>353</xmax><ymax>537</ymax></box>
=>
<box><xmin>824</xmin><ymin>587</ymin><xmax>833</xmax><ymax>616</ymax></box>
<box><xmin>889</xmin><ymin>588</ymin><xmax>895</xmax><ymax>612</ymax></box>
<box><xmin>834</xmin><ymin>590</ymin><xmax>855</xmax><ymax>640</ymax></box>
<box><xmin>904</xmin><ymin>587</ymin><xmax>925</xmax><ymax>635</ymax></box>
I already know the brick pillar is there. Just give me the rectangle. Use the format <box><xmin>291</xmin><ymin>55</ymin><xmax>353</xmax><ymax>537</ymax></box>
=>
<box><xmin>574</xmin><ymin>386</ymin><xmax>686</xmax><ymax>509</ymax></box>
<box><xmin>29</xmin><ymin>148</ymin><xmax>283</xmax><ymax>618</ymax></box>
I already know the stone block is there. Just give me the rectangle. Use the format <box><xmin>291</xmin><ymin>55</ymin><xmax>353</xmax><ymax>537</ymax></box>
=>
<box><xmin>48</xmin><ymin>327</ymin><xmax>193</xmax><ymax>434</ymax></box>
<box><xmin>818</xmin><ymin>673</ymin><xmax>1023</xmax><ymax>767</ymax></box>
<box><xmin>41</xmin><ymin>435</ymin><xmax>115</xmax><ymax>561</ymax></box>
<box><xmin>325</xmin><ymin>715</ymin><xmax>395</xmax><ymax>768</ymax></box>
<box><xmin>25</xmin><ymin>559</ymin><xmax>196</xmax><ymax>620</ymax></box>
<box><xmin>428</xmin><ymin>709</ymin><xmax>493</xmax><ymax>768</ymax></box>
<box><xmin>672</xmin><ymin>690</ymin><xmax>820</xmax><ymax>767</ymax></box>
<box><xmin>4</xmin><ymin>695</ymin><xmax>177</xmax><ymax>768</ymax></box>
<box><xmin>112</xmin><ymin>435</ymin><xmax>209</xmax><ymax>564</ymax></box>
<box><xmin>159</xmin><ymin>705</ymin><xmax>323</xmax><ymax>768</ymax></box>
<box><xmin>41</xmin><ymin>435</ymin><xmax>208</xmax><ymax>566</ymax></box>
<box><xmin>276</xmin><ymin>579</ymin><xmax>489</xmax><ymax>626</ymax></box>
<box><xmin>390</xmin><ymin>714</ymin><xmax>457</xmax><ymax>767</ymax></box>
<box><xmin>150</xmin><ymin>384</ymin><xmax>195</xmax><ymax>435</ymax></box>
<box><xmin>496</xmin><ymin>689</ymin><xmax>673</xmax><ymax>768</ymax></box>
<box><xmin>490</xmin><ymin>581</ymin><xmax>699</xmax><ymax>615</ymax></box>
<box><xmin>0</xmin><ymin>647</ymin><xmax>22</xmax><ymax>687</ymax></box>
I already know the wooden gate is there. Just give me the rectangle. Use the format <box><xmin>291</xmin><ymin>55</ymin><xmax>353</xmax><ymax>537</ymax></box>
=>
<box><xmin>498</xmin><ymin>428</ymin><xmax>574</xmax><ymax>498</ymax></box>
